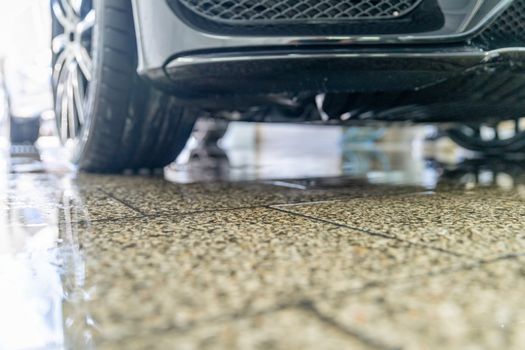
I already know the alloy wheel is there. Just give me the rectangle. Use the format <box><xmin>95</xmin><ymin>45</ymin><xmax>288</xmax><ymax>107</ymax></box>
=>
<box><xmin>51</xmin><ymin>0</ymin><xmax>95</xmax><ymax>145</ymax></box>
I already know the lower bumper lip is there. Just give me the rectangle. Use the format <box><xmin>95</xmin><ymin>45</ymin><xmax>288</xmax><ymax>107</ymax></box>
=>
<box><xmin>167</xmin><ymin>48</ymin><xmax>484</xmax><ymax>68</ymax></box>
<box><xmin>162</xmin><ymin>46</ymin><xmax>488</xmax><ymax>98</ymax></box>
<box><xmin>158</xmin><ymin>46</ymin><xmax>525</xmax><ymax>122</ymax></box>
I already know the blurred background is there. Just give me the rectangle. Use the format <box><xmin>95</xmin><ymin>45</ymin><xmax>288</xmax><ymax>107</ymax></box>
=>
<box><xmin>1</xmin><ymin>1</ymin><xmax>53</xmax><ymax>141</ymax></box>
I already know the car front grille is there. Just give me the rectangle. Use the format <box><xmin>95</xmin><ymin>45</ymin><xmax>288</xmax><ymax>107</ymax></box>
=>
<box><xmin>177</xmin><ymin>0</ymin><xmax>423</xmax><ymax>23</ymax></box>
<box><xmin>168</xmin><ymin>0</ymin><xmax>443</xmax><ymax>36</ymax></box>
<box><xmin>475</xmin><ymin>0</ymin><xmax>525</xmax><ymax>48</ymax></box>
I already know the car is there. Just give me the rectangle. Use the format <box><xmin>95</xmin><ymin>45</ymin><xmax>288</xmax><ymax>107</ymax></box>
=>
<box><xmin>50</xmin><ymin>0</ymin><xmax>525</xmax><ymax>172</ymax></box>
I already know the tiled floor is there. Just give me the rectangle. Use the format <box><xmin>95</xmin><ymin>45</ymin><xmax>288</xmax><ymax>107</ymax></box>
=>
<box><xmin>2</xmin><ymin>124</ymin><xmax>525</xmax><ymax>349</ymax></box>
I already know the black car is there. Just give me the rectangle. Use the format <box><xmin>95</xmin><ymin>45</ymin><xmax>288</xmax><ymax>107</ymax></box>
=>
<box><xmin>50</xmin><ymin>0</ymin><xmax>525</xmax><ymax>172</ymax></box>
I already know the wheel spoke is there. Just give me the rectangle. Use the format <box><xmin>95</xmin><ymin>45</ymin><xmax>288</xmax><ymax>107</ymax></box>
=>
<box><xmin>54</xmin><ymin>73</ymin><xmax>65</xmax><ymax>136</ymax></box>
<box><xmin>61</xmin><ymin>0</ymin><xmax>75</xmax><ymax>21</ymax></box>
<box><xmin>52</xmin><ymin>49</ymin><xmax>69</xmax><ymax>84</ymax></box>
<box><xmin>69</xmin><ymin>0</ymin><xmax>83</xmax><ymax>16</ymax></box>
<box><xmin>66</xmin><ymin>66</ymin><xmax>77</xmax><ymax>139</ymax></box>
<box><xmin>72</xmin><ymin>66</ymin><xmax>85</xmax><ymax>125</ymax></box>
<box><xmin>77</xmin><ymin>9</ymin><xmax>95</xmax><ymax>34</ymax></box>
<box><xmin>52</xmin><ymin>34</ymin><xmax>67</xmax><ymax>55</ymax></box>
<box><xmin>52</xmin><ymin>0</ymin><xmax>74</xmax><ymax>29</ymax></box>
<box><xmin>75</xmin><ymin>46</ymin><xmax>92</xmax><ymax>81</ymax></box>
<box><xmin>57</xmin><ymin>68</ymin><xmax>70</xmax><ymax>141</ymax></box>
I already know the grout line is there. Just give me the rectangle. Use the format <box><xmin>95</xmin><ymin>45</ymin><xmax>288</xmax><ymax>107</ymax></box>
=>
<box><xmin>67</xmin><ymin>214</ymin><xmax>146</xmax><ymax>225</ymax></box>
<box><xmin>274</xmin><ymin>199</ymin><xmax>344</xmax><ymax>207</ymax></box>
<box><xmin>105</xmin><ymin>298</ymin><xmax>396</xmax><ymax>349</ymax></box>
<box><xmin>142</xmin><ymin>205</ymin><xmax>268</xmax><ymax>218</ymax></box>
<box><xmin>116</xmin><ymin>302</ymin><xmax>299</xmax><ymax>336</ymax></box>
<box><xmin>69</xmin><ymin>204</ymin><xmax>271</xmax><ymax>225</ymax></box>
<box><xmin>298</xmin><ymin>301</ymin><xmax>401</xmax><ymax>350</ymax></box>
<box><xmin>98</xmin><ymin>189</ymin><xmax>149</xmax><ymax>217</ymax></box>
<box><xmin>480</xmin><ymin>252</ymin><xmax>525</xmax><ymax>264</ymax></box>
<box><xmin>270</xmin><ymin>205</ymin><xmax>396</xmax><ymax>240</ymax></box>
<box><xmin>271</xmin><ymin>189</ymin><xmax>432</xmax><ymax>208</ymax></box>
<box><xmin>269</xmin><ymin>206</ymin><xmax>471</xmax><ymax>259</ymax></box>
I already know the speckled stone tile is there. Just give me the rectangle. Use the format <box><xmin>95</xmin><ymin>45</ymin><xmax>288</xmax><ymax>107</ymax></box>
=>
<box><xmin>434</xmin><ymin>181</ymin><xmax>525</xmax><ymax>202</ymax></box>
<box><xmin>4</xmin><ymin>173</ymin><xmax>141</xmax><ymax>225</ymax></box>
<box><xmin>61</xmin><ymin>208</ymin><xmax>469</xmax><ymax>347</ymax></box>
<box><xmin>75</xmin><ymin>174</ymin><xmax>425</xmax><ymax>215</ymax></box>
<box><xmin>86</xmin><ymin>309</ymin><xmax>375</xmax><ymax>350</ymax></box>
<box><xmin>315</xmin><ymin>258</ymin><xmax>525</xmax><ymax>350</ymax></box>
<box><xmin>274</xmin><ymin>191</ymin><xmax>525</xmax><ymax>259</ymax></box>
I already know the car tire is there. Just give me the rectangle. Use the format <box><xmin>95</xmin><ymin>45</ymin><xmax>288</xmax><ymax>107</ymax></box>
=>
<box><xmin>446</xmin><ymin>122</ymin><xmax>525</xmax><ymax>155</ymax></box>
<box><xmin>51</xmin><ymin>0</ymin><xmax>195</xmax><ymax>173</ymax></box>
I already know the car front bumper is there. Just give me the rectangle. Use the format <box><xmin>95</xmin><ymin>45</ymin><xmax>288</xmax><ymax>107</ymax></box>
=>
<box><xmin>131</xmin><ymin>0</ymin><xmax>514</xmax><ymax>77</ymax></box>
<box><xmin>131</xmin><ymin>0</ymin><xmax>525</xmax><ymax>120</ymax></box>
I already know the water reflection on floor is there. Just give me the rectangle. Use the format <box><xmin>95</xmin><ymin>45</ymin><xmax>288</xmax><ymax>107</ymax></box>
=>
<box><xmin>168</xmin><ymin>124</ymin><xmax>431</xmax><ymax>185</ymax></box>
<box><xmin>2</xmin><ymin>123</ymin><xmax>525</xmax><ymax>349</ymax></box>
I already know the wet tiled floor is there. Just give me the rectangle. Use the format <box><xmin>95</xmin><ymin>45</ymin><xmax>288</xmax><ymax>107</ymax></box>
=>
<box><xmin>2</xmin><ymin>124</ymin><xmax>525</xmax><ymax>349</ymax></box>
